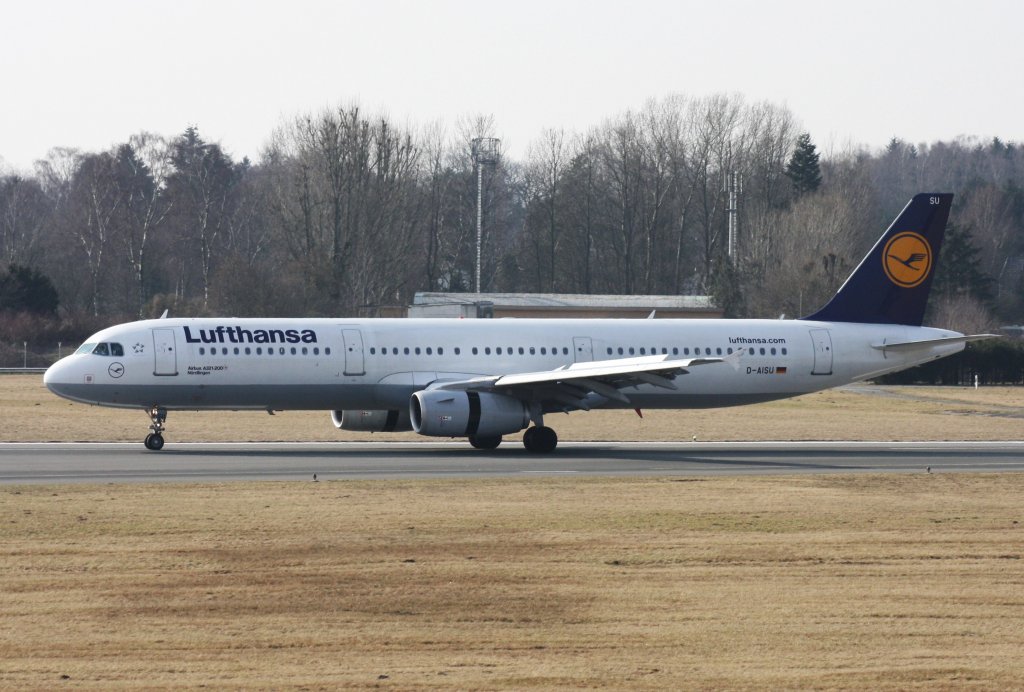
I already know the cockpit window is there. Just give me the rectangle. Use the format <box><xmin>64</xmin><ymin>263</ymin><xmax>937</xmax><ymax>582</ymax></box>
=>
<box><xmin>84</xmin><ymin>342</ymin><xmax>124</xmax><ymax>357</ymax></box>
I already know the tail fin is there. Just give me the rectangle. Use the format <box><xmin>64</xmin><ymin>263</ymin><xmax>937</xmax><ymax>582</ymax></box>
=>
<box><xmin>800</xmin><ymin>193</ymin><xmax>952</xmax><ymax>326</ymax></box>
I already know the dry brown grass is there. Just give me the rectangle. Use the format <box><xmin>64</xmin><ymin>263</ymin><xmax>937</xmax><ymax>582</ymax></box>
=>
<box><xmin>2</xmin><ymin>475</ymin><xmax>1023</xmax><ymax>689</ymax></box>
<box><xmin>4</xmin><ymin>374</ymin><xmax>1024</xmax><ymax>443</ymax></box>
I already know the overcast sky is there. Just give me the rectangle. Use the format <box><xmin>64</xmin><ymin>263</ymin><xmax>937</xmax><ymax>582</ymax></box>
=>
<box><xmin>1</xmin><ymin>0</ymin><xmax>1020</xmax><ymax>172</ymax></box>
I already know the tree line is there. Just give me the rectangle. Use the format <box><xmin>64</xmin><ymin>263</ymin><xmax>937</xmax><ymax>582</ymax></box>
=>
<box><xmin>2</xmin><ymin>94</ymin><xmax>1023</xmax><ymax>351</ymax></box>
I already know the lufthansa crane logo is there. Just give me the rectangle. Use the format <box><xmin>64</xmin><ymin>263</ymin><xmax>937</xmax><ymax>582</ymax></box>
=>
<box><xmin>883</xmin><ymin>232</ymin><xmax>932</xmax><ymax>288</ymax></box>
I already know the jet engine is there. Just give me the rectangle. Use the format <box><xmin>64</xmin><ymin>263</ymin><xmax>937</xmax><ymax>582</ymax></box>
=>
<box><xmin>331</xmin><ymin>409</ymin><xmax>412</xmax><ymax>432</ymax></box>
<box><xmin>410</xmin><ymin>390</ymin><xmax>530</xmax><ymax>438</ymax></box>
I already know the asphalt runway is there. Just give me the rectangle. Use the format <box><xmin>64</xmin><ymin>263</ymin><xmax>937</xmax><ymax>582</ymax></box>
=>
<box><xmin>1</xmin><ymin>441</ymin><xmax>1023</xmax><ymax>484</ymax></box>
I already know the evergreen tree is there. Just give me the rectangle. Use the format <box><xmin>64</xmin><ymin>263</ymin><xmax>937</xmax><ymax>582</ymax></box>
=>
<box><xmin>785</xmin><ymin>133</ymin><xmax>822</xmax><ymax>196</ymax></box>
<box><xmin>0</xmin><ymin>264</ymin><xmax>59</xmax><ymax>315</ymax></box>
<box><xmin>932</xmin><ymin>222</ymin><xmax>993</xmax><ymax>304</ymax></box>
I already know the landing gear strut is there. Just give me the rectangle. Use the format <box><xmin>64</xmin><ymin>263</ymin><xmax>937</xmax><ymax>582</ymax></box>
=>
<box><xmin>144</xmin><ymin>406</ymin><xmax>167</xmax><ymax>451</ymax></box>
<box><xmin>523</xmin><ymin>425</ymin><xmax>557</xmax><ymax>454</ymax></box>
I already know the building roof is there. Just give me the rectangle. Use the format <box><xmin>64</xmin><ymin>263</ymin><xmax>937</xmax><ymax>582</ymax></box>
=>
<box><xmin>412</xmin><ymin>292</ymin><xmax>715</xmax><ymax>310</ymax></box>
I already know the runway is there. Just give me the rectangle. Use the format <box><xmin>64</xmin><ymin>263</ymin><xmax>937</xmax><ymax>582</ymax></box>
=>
<box><xmin>1</xmin><ymin>441</ymin><xmax>1023</xmax><ymax>484</ymax></box>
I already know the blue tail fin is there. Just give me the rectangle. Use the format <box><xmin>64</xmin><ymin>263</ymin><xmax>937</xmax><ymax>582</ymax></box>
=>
<box><xmin>800</xmin><ymin>193</ymin><xmax>952</xmax><ymax>326</ymax></box>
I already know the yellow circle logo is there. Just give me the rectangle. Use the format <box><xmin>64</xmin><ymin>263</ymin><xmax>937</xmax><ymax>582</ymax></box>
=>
<box><xmin>883</xmin><ymin>232</ymin><xmax>932</xmax><ymax>288</ymax></box>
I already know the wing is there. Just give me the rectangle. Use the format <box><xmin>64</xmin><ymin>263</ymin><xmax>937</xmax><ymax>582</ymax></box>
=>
<box><xmin>429</xmin><ymin>351</ymin><xmax>742</xmax><ymax>410</ymax></box>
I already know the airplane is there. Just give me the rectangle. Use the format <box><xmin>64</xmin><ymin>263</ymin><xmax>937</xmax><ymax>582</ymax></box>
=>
<box><xmin>44</xmin><ymin>193</ymin><xmax>994</xmax><ymax>453</ymax></box>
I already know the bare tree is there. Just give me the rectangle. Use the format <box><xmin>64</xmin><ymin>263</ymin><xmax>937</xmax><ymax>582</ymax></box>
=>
<box><xmin>118</xmin><ymin>133</ymin><xmax>173</xmax><ymax>317</ymax></box>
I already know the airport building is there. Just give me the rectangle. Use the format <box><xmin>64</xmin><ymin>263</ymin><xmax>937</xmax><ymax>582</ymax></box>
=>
<box><xmin>373</xmin><ymin>292</ymin><xmax>721</xmax><ymax>319</ymax></box>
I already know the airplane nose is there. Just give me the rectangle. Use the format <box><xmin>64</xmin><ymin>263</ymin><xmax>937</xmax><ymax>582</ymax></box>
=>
<box><xmin>43</xmin><ymin>357</ymin><xmax>73</xmax><ymax>397</ymax></box>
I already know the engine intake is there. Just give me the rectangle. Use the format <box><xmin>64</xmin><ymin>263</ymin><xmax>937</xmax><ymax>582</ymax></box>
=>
<box><xmin>410</xmin><ymin>390</ymin><xmax>529</xmax><ymax>438</ymax></box>
<box><xmin>331</xmin><ymin>409</ymin><xmax>411</xmax><ymax>432</ymax></box>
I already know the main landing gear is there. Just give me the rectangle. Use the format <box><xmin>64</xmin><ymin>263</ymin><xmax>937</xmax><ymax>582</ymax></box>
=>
<box><xmin>469</xmin><ymin>434</ymin><xmax>502</xmax><ymax>450</ymax></box>
<box><xmin>144</xmin><ymin>406</ymin><xmax>167</xmax><ymax>451</ymax></box>
<box><xmin>523</xmin><ymin>425</ymin><xmax>557</xmax><ymax>454</ymax></box>
<box><xmin>467</xmin><ymin>426</ymin><xmax>559</xmax><ymax>453</ymax></box>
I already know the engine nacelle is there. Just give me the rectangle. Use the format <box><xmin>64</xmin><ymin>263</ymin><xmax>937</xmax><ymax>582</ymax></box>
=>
<box><xmin>410</xmin><ymin>390</ymin><xmax>530</xmax><ymax>438</ymax></box>
<box><xmin>331</xmin><ymin>409</ymin><xmax>412</xmax><ymax>432</ymax></box>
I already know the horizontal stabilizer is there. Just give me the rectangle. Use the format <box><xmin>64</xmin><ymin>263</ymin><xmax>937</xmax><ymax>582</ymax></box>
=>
<box><xmin>870</xmin><ymin>334</ymin><xmax>999</xmax><ymax>351</ymax></box>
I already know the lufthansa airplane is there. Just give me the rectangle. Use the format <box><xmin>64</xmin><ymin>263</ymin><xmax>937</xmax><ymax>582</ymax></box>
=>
<box><xmin>44</xmin><ymin>193</ymin><xmax>992</xmax><ymax>453</ymax></box>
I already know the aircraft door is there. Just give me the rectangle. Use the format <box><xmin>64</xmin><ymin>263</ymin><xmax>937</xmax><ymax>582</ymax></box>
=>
<box><xmin>152</xmin><ymin>328</ymin><xmax>178</xmax><ymax>376</ymax></box>
<box><xmin>810</xmin><ymin>329</ymin><xmax>833</xmax><ymax>375</ymax></box>
<box><xmin>342</xmin><ymin>329</ymin><xmax>365</xmax><ymax>376</ymax></box>
<box><xmin>573</xmin><ymin>336</ymin><xmax>593</xmax><ymax>363</ymax></box>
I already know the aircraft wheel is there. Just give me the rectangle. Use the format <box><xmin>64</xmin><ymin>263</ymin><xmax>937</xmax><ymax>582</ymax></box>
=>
<box><xmin>469</xmin><ymin>434</ymin><xmax>501</xmax><ymax>450</ymax></box>
<box><xmin>144</xmin><ymin>433</ymin><xmax>165</xmax><ymax>451</ymax></box>
<box><xmin>523</xmin><ymin>426</ymin><xmax>557</xmax><ymax>454</ymax></box>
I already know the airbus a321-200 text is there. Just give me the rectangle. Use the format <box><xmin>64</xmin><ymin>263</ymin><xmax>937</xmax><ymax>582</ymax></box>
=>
<box><xmin>44</xmin><ymin>194</ymin><xmax>994</xmax><ymax>453</ymax></box>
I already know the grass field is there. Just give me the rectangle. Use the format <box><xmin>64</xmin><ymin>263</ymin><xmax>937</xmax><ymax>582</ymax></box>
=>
<box><xmin>4</xmin><ymin>376</ymin><xmax>1024</xmax><ymax>688</ymax></box>
<box><xmin>2</xmin><ymin>475</ymin><xmax>1023</xmax><ymax>689</ymax></box>
<box><xmin>4</xmin><ymin>374</ymin><xmax>1024</xmax><ymax>443</ymax></box>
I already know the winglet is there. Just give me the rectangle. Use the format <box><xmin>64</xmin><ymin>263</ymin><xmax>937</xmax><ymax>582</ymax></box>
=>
<box><xmin>801</xmin><ymin>193</ymin><xmax>952</xmax><ymax>326</ymax></box>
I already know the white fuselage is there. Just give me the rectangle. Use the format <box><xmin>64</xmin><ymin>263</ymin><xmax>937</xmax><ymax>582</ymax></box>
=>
<box><xmin>43</xmin><ymin>317</ymin><xmax>964</xmax><ymax>412</ymax></box>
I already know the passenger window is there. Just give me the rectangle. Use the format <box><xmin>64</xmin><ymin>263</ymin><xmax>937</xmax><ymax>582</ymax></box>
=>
<box><xmin>485</xmin><ymin>347</ymin><xmax>491</xmax><ymax>355</ymax></box>
<box><xmin>716</xmin><ymin>348</ymin><xmax>722</xmax><ymax>355</ymax></box>
<box><xmin>496</xmin><ymin>347</ymin><xmax>503</xmax><ymax>355</ymax></box>
<box><xmin>290</xmin><ymin>347</ymin><xmax>297</xmax><ymax>355</ymax></box>
<box><xmin>519</xmin><ymin>347</ymin><xmax>525</xmax><ymax>355</ymax></box>
<box><xmin>529</xmin><ymin>347</ymin><xmax>535</xmax><ymax>355</ymax></box>
<box><xmin>404</xmin><ymin>347</ymin><xmax>410</xmax><ymax>355</ymax></box>
<box><xmin>302</xmin><ymin>347</ymin><xmax>308</xmax><ymax>355</ymax></box>
<box><xmin>325</xmin><ymin>348</ymin><xmax>331</xmax><ymax>355</ymax></box>
<box><xmin>770</xmin><ymin>347</ymin><xmax>776</xmax><ymax>355</ymax></box>
<box><xmin>672</xmin><ymin>347</ymin><xmax>679</xmax><ymax>355</ymax></box>
<box><xmin>425</xmin><ymin>347</ymin><xmax>432</xmax><ymax>355</ymax></box>
<box><xmin>618</xmin><ymin>347</ymin><xmax>624</xmax><ymax>355</ymax></box>
<box><xmin>199</xmin><ymin>347</ymin><xmax>205</xmax><ymax>356</ymax></box>
<box><xmin>472</xmin><ymin>347</ymin><xmax>478</xmax><ymax>355</ymax></box>
<box><xmin>760</xmin><ymin>348</ymin><xmax>766</xmax><ymax>355</ymax></box>
<box><xmin>93</xmin><ymin>343</ymin><xmax>109</xmax><ymax>356</ymax></box>
<box><xmin>370</xmin><ymin>347</ymin><xmax>376</xmax><ymax>355</ymax></box>
<box><xmin>628</xmin><ymin>347</ymin><xmax>635</xmax><ymax>355</ymax></box>
<box><xmin>607</xmin><ymin>348</ymin><xmax>613</xmax><ymax>355</ymax></box>
<box><xmin>415</xmin><ymin>347</ymin><xmax>421</xmax><ymax>355</ymax></box>
<box><xmin>454</xmin><ymin>347</ymin><xmax>460</xmax><ymax>355</ymax></box>
<box><xmin>437</xmin><ymin>347</ymin><xmax>443</xmax><ymax>355</ymax></box>
<box><xmin>234</xmin><ymin>347</ymin><xmax>240</xmax><ymax>355</ymax></box>
<box><xmin>245</xmin><ymin>347</ymin><xmax>252</xmax><ymax>355</ymax></box>
<box><xmin>562</xmin><ymin>347</ymin><xmax>569</xmax><ymax>355</ymax></box>
<box><xmin>782</xmin><ymin>348</ymin><xmax>788</xmax><ymax>355</ymax></box>
<box><xmin>256</xmin><ymin>347</ymin><xmax>263</xmax><ymax>355</ymax></box>
<box><xmin>541</xmin><ymin>347</ymin><xmax>547</xmax><ymax>355</ymax></box>
<box><xmin>640</xmin><ymin>347</ymin><xmax>646</xmax><ymax>355</ymax></box>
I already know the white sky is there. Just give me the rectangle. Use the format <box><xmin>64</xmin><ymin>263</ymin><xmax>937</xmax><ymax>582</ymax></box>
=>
<box><xmin>1</xmin><ymin>0</ymin><xmax>1020</xmax><ymax>172</ymax></box>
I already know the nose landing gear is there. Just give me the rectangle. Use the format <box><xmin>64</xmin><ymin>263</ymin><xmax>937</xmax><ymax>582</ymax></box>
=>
<box><xmin>144</xmin><ymin>406</ymin><xmax>167</xmax><ymax>451</ymax></box>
